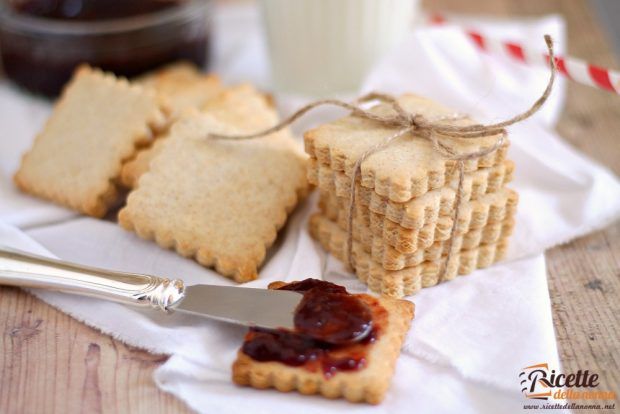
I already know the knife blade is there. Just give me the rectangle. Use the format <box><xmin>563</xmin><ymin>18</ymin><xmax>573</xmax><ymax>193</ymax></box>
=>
<box><xmin>174</xmin><ymin>284</ymin><xmax>302</xmax><ymax>330</ymax></box>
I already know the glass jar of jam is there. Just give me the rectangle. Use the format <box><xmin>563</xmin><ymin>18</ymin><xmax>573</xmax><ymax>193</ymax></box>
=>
<box><xmin>0</xmin><ymin>0</ymin><xmax>211</xmax><ymax>96</ymax></box>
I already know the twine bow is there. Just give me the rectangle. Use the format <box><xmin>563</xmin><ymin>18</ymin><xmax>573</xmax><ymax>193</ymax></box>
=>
<box><xmin>210</xmin><ymin>35</ymin><xmax>557</xmax><ymax>283</ymax></box>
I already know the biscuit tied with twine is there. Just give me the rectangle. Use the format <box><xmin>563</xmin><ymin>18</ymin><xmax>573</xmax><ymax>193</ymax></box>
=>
<box><xmin>210</xmin><ymin>35</ymin><xmax>557</xmax><ymax>283</ymax></box>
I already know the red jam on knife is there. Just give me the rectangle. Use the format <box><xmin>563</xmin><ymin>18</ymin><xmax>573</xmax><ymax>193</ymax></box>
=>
<box><xmin>241</xmin><ymin>279</ymin><xmax>388</xmax><ymax>378</ymax></box>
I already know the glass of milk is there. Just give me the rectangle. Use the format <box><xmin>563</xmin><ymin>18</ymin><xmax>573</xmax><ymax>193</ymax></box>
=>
<box><xmin>260</xmin><ymin>0</ymin><xmax>418</xmax><ymax>97</ymax></box>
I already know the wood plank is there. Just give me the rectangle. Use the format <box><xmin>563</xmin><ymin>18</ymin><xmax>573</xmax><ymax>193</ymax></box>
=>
<box><xmin>0</xmin><ymin>287</ymin><xmax>191</xmax><ymax>414</ymax></box>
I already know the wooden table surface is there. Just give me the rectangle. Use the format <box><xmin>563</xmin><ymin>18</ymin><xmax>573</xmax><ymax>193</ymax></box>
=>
<box><xmin>1</xmin><ymin>1</ymin><xmax>618</xmax><ymax>413</ymax></box>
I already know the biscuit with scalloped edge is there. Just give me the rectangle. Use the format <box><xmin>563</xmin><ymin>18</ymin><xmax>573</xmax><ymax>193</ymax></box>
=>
<box><xmin>121</xmin><ymin>84</ymin><xmax>275</xmax><ymax>188</ymax></box>
<box><xmin>120</xmin><ymin>133</ymin><xmax>171</xmax><ymax>188</ymax></box>
<box><xmin>309</xmin><ymin>213</ymin><xmax>510</xmax><ymax>297</ymax></box>
<box><xmin>311</xmin><ymin>212</ymin><xmax>514</xmax><ymax>270</ymax></box>
<box><xmin>304</xmin><ymin>94</ymin><xmax>509</xmax><ymax>203</ymax></box>
<box><xmin>320</xmin><ymin>187</ymin><xmax>518</xmax><ymax>254</ymax></box>
<box><xmin>120</xmin><ymin>63</ymin><xmax>223</xmax><ymax>188</ymax></box>
<box><xmin>14</xmin><ymin>65</ymin><xmax>170</xmax><ymax>217</ymax></box>
<box><xmin>232</xmin><ymin>281</ymin><xmax>414</xmax><ymax>404</ymax></box>
<box><xmin>309</xmin><ymin>159</ymin><xmax>514</xmax><ymax>229</ymax></box>
<box><xmin>118</xmin><ymin>97</ymin><xmax>308</xmax><ymax>282</ymax></box>
<box><xmin>135</xmin><ymin>61</ymin><xmax>223</xmax><ymax>115</ymax></box>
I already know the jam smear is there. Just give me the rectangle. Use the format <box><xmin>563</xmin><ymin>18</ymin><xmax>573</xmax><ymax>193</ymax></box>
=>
<box><xmin>287</xmin><ymin>280</ymin><xmax>372</xmax><ymax>345</ymax></box>
<box><xmin>242</xmin><ymin>279</ymin><xmax>385</xmax><ymax>378</ymax></box>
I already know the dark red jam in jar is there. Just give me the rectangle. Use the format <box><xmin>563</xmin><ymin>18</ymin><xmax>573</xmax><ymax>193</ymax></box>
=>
<box><xmin>241</xmin><ymin>279</ymin><xmax>388</xmax><ymax>378</ymax></box>
<box><xmin>11</xmin><ymin>0</ymin><xmax>179</xmax><ymax>20</ymax></box>
<box><xmin>0</xmin><ymin>0</ymin><xmax>210</xmax><ymax>96</ymax></box>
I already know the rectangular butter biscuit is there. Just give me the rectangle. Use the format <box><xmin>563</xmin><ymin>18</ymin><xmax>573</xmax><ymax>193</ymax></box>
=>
<box><xmin>312</xmin><ymin>212</ymin><xmax>515</xmax><ymax>271</ymax></box>
<box><xmin>309</xmin><ymin>213</ymin><xmax>510</xmax><ymax>297</ymax></box>
<box><xmin>320</xmin><ymin>187</ymin><xmax>519</xmax><ymax>254</ymax></box>
<box><xmin>120</xmin><ymin>84</ymin><xmax>276</xmax><ymax>188</ymax></box>
<box><xmin>118</xmin><ymin>91</ymin><xmax>308</xmax><ymax>282</ymax></box>
<box><xmin>304</xmin><ymin>94</ymin><xmax>509</xmax><ymax>202</ymax></box>
<box><xmin>136</xmin><ymin>61</ymin><xmax>223</xmax><ymax>115</ymax></box>
<box><xmin>310</xmin><ymin>159</ymin><xmax>514</xmax><ymax>229</ymax></box>
<box><xmin>121</xmin><ymin>63</ymin><xmax>224</xmax><ymax>188</ymax></box>
<box><xmin>232</xmin><ymin>282</ymin><xmax>414</xmax><ymax>404</ymax></box>
<box><xmin>14</xmin><ymin>65</ymin><xmax>170</xmax><ymax>217</ymax></box>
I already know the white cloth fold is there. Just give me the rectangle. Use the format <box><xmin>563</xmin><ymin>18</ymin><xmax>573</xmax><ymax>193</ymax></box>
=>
<box><xmin>0</xmin><ymin>5</ymin><xmax>618</xmax><ymax>414</ymax></box>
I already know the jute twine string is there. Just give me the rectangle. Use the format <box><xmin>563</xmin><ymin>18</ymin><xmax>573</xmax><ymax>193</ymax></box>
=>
<box><xmin>210</xmin><ymin>35</ymin><xmax>557</xmax><ymax>283</ymax></box>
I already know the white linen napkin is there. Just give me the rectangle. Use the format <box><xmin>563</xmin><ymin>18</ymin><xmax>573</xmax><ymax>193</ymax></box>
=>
<box><xmin>1</xmin><ymin>5</ymin><xmax>619</xmax><ymax>414</ymax></box>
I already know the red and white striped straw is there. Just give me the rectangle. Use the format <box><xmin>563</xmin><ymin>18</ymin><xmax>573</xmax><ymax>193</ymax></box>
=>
<box><xmin>429</xmin><ymin>13</ymin><xmax>620</xmax><ymax>95</ymax></box>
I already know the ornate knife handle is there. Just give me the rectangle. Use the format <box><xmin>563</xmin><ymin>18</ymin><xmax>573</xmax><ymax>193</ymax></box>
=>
<box><xmin>0</xmin><ymin>248</ymin><xmax>185</xmax><ymax>311</ymax></box>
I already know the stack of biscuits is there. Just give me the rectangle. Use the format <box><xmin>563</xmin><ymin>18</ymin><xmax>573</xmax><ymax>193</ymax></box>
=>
<box><xmin>305</xmin><ymin>94</ymin><xmax>518</xmax><ymax>298</ymax></box>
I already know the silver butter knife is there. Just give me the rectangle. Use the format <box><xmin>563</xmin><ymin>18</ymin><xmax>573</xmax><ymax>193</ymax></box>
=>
<box><xmin>0</xmin><ymin>247</ymin><xmax>303</xmax><ymax>330</ymax></box>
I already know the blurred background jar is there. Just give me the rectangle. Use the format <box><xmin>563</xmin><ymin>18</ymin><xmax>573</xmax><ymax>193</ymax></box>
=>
<box><xmin>260</xmin><ymin>0</ymin><xmax>418</xmax><ymax>97</ymax></box>
<box><xmin>0</xmin><ymin>0</ymin><xmax>211</xmax><ymax>97</ymax></box>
